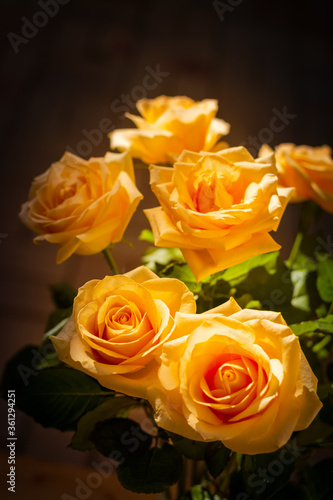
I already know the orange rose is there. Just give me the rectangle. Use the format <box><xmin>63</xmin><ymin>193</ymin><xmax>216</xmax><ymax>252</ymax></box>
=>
<box><xmin>260</xmin><ymin>143</ymin><xmax>333</xmax><ymax>213</ymax></box>
<box><xmin>19</xmin><ymin>151</ymin><xmax>143</xmax><ymax>263</ymax></box>
<box><xmin>51</xmin><ymin>266</ymin><xmax>196</xmax><ymax>398</ymax></box>
<box><xmin>145</xmin><ymin>147</ymin><xmax>294</xmax><ymax>281</ymax></box>
<box><xmin>109</xmin><ymin>95</ymin><xmax>230</xmax><ymax>164</ymax></box>
<box><xmin>149</xmin><ymin>298</ymin><xmax>322</xmax><ymax>454</ymax></box>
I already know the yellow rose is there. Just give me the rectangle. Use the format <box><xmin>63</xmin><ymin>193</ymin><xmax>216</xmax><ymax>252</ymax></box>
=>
<box><xmin>145</xmin><ymin>147</ymin><xmax>294</xmax><ymax>282</ymax></box>
<box><xmin>109</xmin><ymin>95</ymin><xmax>230</xmax><ymax>164</ymax></box>
<box><xmin>51</xmin><ymin>266</ymin><xmax>196</xmax><ymax>398</ymax></box>
<box><xmin>260</xmin><ymin>143</ymin><xmax>333</xmax><ymax>213</ymax></box>
<box><xmin>149</xmin><ymin>298</ymin><xmax>322</xmax><ymax>455</ymax></box>
<box><xmin>19</xmin><ymin>151</ymin><xmax>143</xmax><ymax>263</ymax></box>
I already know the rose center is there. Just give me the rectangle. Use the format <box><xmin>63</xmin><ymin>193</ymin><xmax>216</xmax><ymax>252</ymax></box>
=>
<box><xmin>55</xmin><ymin>183</ymin><xmax>77</xmax><ymax>206</ymax></box>
<box><xmin>213</xmin><ymin>359</ymin><xmax>251</xmax><ymax>395</ymax></box>
<box><xmin>103</xmin><ymin>304</ymin><xmax>138</xmax><ymax>339</ymax></box>
<box><xmin>116</xmin><ymin>312</ymin><xmax>131</xmax><ymax>324</ymax></box>
<box><xmin>192</xmin><ymin>172</ymin><xmax>233</xmax><ymax>212</ymax></box>
<box><xmin>194</xmin><ymin>179</ymin><xmax>218</xmax><ymax>213</ymax></box>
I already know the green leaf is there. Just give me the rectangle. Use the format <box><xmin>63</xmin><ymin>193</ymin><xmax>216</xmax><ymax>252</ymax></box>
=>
<box><xmin>291</xmin><ymin>315</ymin><xmax>333</xmax><ymax>337</ymax></box>
<box><xmin>39</xmin><ymin>318</ymin><xmax>71</xmax><ymax>369</ymax></box>
<box><xmin>169</xmin><ymin>432</ymin><xmax>209</xmax><ymax>460</ymax></box>
<box><xmin>318</xmin><ymin>316</ymin><xmax>333</xmax><ymax>333</ymax></box>
<box><xmin>205</xmin><ymin>442</ymin><xmax>231</xmax><ymax>479</ymax></box>
<box><xmin>290</xmin><ymin>227</ymin><xmax>323</xmax><ymax>271</ymax></box>
<box><xmin>35</xmin><ymin>345</ymin><xmax>61</xmax><ymax>370</ymax></box>
<box><xmin>44</xmin><ymin>283</ymin><xmax>76</xmax><ymax>331</ymax></box>
<box><xmin>142</xmin><ymin>246</ymin><xmax>185</xmax><ymax>272</ymax></box>
<box><xmin>25</xmin><ymin>369</ymin><xmax>112</xmax><ymax>430</ymax></box>
<box><xmin>160</xmin><ymin>263</ymin><xmax>200</xmax><ymax>293</ymax></box>
<box><xmin>194</xmin><ymin>252</ymin><xmax>295</xmax><ymax>315</ymax></box>
<box><xmin>218</xmin><ymin>252</ymin><xmax>280</xmax><ymax>287</ymax></box>
<box><xmin>315</xmin><ymin>302</ymin><xmax>328</xmax><ymax>318</ymax></box>
<box><xmin>290</xmin><ymin>267</ymin><xmax>325</xmax><ymax>319</ymax></box>
<box><xmin>296</xmin><ymin>416</ymin><xmax>333</xmax><ymax>446</ymax></box>
<box><xmin>139</xmin><ymin>229</ymin><xmax>155</xmax><ymax>244</ymax></box>
<box><xmin>117</xmin><ymin>442</ymin><xmax>183</xmax><ymax>493</ymax></box>
<box><xmin>89</xmin><ymin>417</ymin><xmax>152</xmax><ymax>459</ymax></box>
<box><xmin>291</xmin><ymin>270</ymin><xmax>311</xmax><ymax>312</ymax></box>
<box><xmin>245</xmin><ymin>300</ymin><xmax>262</xmax><ymax>309</ymax></box>
<box><xmin>49</xmin><ymin>283</ymin><xmax>77</xmax><ymax>309</ymax></box>
<box><xmin>217</xmin><ymin>253</ymin><xmax>308</xmax><ymax>324</ymax></box>
<box><xmin>41</xmin><ymin>317</ymin><xmax>70</xmax><ymax>346</ymax></box>
<box><xmin>235</xmin><ymin>293</ymin><xmax>255</xmax><ymax>309</ymax></box>
<box><xmin>290</xmin><ymin>315</ymin><xmax>333</xmax><ymax>361</ymax></box>
<box><xmin>317</xmin><ymin>255</ymin><xmax>333</xmax><ymax>302</ymax></box>
<box><xmin>278</xmin><ymin>304</ymin><xmax>309</xmax><ymax>325</ymax></box>
<box><xmin>71</xmin><ymin>396</ymin><xmax>136</xmax><ymax>451</ymax></box>
<box><xmin>45</xmin><ymin>307</ymin><xmax>72</xmax><ymax>332</ymax></box>
<box><xmin>181</xmin><ymin>484</ymin><xmax>220</xmax><ymax>500</ymax></box>
<box><xmin>316</xmin><ymin>303</ymin><xmax>328</xmax><ymax>318</ymax></box>
<box><xmin>1</xmin><ymin>345</ymin><xmax>37</xmax><ymax>396</ymax></box>
<box><xmin>186</xmin><ymin>485</ymin><xmax>204</xmax><ymax>500</ymax></box>
<box><xmin>243</xmin><ymin>448</ymin><xmax>296</xmax><ymax>500</ymax></box>
<box><xmin>227</xmin><ymin>253</ymin><xmax>292</xmax><ymax>304</ymax></box>
<box><xmin>312</xmin><ymin>335</ymin><xmax>331</xmax><ymax>353</ymax></box>
<box><xmin>290</xmin><ymin>320</ymin><xmax>319</xmax><ymax>336</ymax></box>
<box><xmin>1</xmin><ymin>347</ymin><xmax>112</xmax><ymax>431</ymax></box>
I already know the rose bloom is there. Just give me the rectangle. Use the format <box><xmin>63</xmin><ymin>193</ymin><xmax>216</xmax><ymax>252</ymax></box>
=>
<box><xmin>148</xmin><ymin>298</ymin><xmax>322</xmax><ymax>455</ymax></box>
<box><xmin>51</xmin><ymin>266</ymin><xmax>196</xmax><ymax>398</ymax></box>
<box><xmin>260</xmin><ymin>143</ymin><xmax>333</xmax><ymax>213</ymax></box>
<box><xmin>19</xmin><ymin>151</ymin><xmax>143</xmax><ymax>263</ymax></box>
<box><xmin>109</xmin><ymin>95</ymin><xmax>230</xmax><ymax>164</ymax></box>
<box><xmin>145</xmin><ymin>147</ymin><xmax>294</xmax><ymax>282</ymax></box>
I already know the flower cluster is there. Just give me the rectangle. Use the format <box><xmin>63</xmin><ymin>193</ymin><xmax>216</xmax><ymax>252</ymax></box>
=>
<box><xmin>52</xmin><ymin>271</ymin><xmax>321</xmax><ymax>455</ymax></box>
<box><xmin>8</xmin><ymin>95</ymin><xmax>333</xmax><ymax>497</ymax></box>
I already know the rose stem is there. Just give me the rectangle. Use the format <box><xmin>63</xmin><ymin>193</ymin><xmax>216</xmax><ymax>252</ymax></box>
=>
<box><xmin>102</xmin><ymin>246</ymin><xmax>119</xmax><ymax>275</ymax></box>
<box><xmin>286</xmin><ymin>201</ymin><xmax>322</xmax><ymax>269</ymax></box>
<box><xmin>218</xmin><ymin>451</ymin><xmax>238</xmax><ymax>495</ymax></box>
<box><xmin>286</xmin><ymin>231</ymin><xmax>304</xmax><ymax>269</ymax></box>
<box><xmin>177</xmin><ymin>457</ymin><xmax>189</xmax><ymax>498</ymax></box>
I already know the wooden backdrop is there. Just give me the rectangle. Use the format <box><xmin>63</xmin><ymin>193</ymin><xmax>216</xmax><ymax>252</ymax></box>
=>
<box><xmin>1</xmin><ymin>0</ymin><xmax>332</xmax><ymax>497</ymax></box>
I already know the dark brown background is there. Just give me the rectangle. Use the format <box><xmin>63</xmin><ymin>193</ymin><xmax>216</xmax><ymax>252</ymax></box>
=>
<box><xmin>1</xmin><ymin>0</ymin><xmax>333</xmax><ymax>498</ymax></box>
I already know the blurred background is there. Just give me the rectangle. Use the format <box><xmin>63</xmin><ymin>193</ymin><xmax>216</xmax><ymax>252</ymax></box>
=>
<box><xmin>1</xmin><ymin>0</ymin><xmax>332</xmax><ymax>498</ymax></box>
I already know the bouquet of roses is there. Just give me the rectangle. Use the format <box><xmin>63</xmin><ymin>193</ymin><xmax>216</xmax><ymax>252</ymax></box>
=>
<box><xmin>2</xmin><ymin>96</ymin><xmax>333</xmax><ymax>499</ymax></box>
